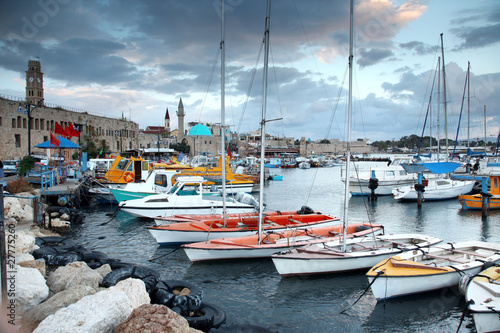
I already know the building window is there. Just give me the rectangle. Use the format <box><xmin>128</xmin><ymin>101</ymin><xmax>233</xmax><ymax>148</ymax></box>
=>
<box><xmin>35</xmin><ymin>118</ymin><xmax>39</xmax><ymax>130</ymax></box>
<box><xmin>12</xmin><ymin>118</ymin><xmax>15</xmax><ymax>128</ymax></box>
<box><xmin>43</xmin><ymin>136</ymin><xmax>48</xmax><ymax>142</ymax></box>
<box><xmin>15</xmin><ymin>134</ymin><xmax>21</xmax><ymax>148</ymax></box>
<box><xmin>23</xmin><ymin>118</ymin><xmax>27</xmax><ymax>129</ymax></box>
<box><xmin>17</xmin><ymin>116</ymin><xmax>21</xmax><ymax>128</ymax></box>
<box><xmin>40</xmin><ymin>118</ymin><xmax>45</xmax><ymax>130</ymax></box>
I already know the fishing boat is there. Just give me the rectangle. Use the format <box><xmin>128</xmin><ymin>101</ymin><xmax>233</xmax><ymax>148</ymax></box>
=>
<box><xmin>118</xmin><ymin>176</ymin><xmax>258</xmax><ymax>219</ymax></box>
<box><xmin>366</xmin><ymin>241</ymin><xmax>500</xmax><ymax>301</ymax></box>
<box><xmin>182</xmin><ymin>222</ymin><xmax>383</xmax><ymax>262</ymax></box>
<box><xmin>109</xmin><ymin>168</ymin><xmax>178</xmax><ymax>203</ymax></box>
<box><xmin>464</xmin><ymin>264</ymin><xmax>500</xmax><ymax>333</ymax></box>
<box><xmin>149</xmin><ymin>211</ymin><xmax>342</xmax><ymax>246</ymax></box>
<box><xmin>271</xmin><ymin>233</ymin><xmax>442</xmax><ymax>277</ymax></box>
<box><xmin>458</xmin><ymin>175</ymin><xmax>500</xmax><ymax>210</ymax></box>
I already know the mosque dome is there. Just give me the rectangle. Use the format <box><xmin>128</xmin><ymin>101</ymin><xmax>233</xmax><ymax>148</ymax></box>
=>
<box><xmin>188</xmin><ymin>123</ymin><xmax>212</xmax><ymax>136</ymax></box>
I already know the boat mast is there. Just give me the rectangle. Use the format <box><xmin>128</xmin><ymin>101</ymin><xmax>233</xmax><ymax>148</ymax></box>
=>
<box><xmin>437</xmin><ymin>57</ymin><xmax>441</xmax><ymax>159</ymax></box>
<box><xmin>342</xmin><ymin>0</ymin><xmax>354</xmax><ymax>252</ymax></box>
<box><xmin>440</xmin><ymin>33</ymin><xmax>448</xmax><ymax>158</ymax></box>
<box><xmin>258</xmin><ymin>0</ymin><xmax>271</xmax><ymax>244</ymax></box>
<box><xmin>467</xmin><ymin>61</ymin><xmax>470</xmax><ymax>149</ymax></box>
<box><xmin>221</xmin><ymin>0</ymin><xmax>227</xmax><ymax>226</ymax></box>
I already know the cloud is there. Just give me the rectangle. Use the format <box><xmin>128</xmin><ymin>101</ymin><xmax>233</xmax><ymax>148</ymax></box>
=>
<box><xmin>357</xmin><ymin>48</ymin><xmax>394</xmax><ymax>68</ymax></box>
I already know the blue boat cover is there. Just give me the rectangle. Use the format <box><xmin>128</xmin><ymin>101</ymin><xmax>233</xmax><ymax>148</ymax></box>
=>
<box><xmin>401</xmin><ymin>161</ymin><xmax>461</xmax><ymax>174</ymax></box>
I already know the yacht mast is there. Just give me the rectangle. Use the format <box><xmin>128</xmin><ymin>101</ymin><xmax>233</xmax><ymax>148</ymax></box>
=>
<box><xmin>440</xmin><ymin>33</ymin><xmax>448</xmax><ymax>158</ymax></box>
<box><xmin>220</xmin><ymin>0</ymin><xmax>227</xmax><ymax>226</ymax></box>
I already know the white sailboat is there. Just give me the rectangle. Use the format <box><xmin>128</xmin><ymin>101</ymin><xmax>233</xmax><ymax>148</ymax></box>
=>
<box><xmin>183</xmin><ymin>0</ymin><xmax>382</xmax><ymax>262</ymax></box>
<box><xmin>270</xmin><ymin>0</ymin><xmax>442</xmax><ymax>277</ymax></box>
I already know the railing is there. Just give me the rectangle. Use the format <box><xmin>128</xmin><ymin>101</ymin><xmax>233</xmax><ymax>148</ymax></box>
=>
<box><xmin>27</xmin><ymin>166</ymin><xmax>71</xmax><ymax>190</ymax></box>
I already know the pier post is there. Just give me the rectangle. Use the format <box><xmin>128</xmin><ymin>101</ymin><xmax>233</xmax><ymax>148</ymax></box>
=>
<box><xmin>480</xmin><ymin>177</ymin><xmax>490</xmax><ymax>218</ymax></box>
<box><xmin>416</xmin><ymin>173</ymin><xmax>424</xmax><ymax>208</ymax></box>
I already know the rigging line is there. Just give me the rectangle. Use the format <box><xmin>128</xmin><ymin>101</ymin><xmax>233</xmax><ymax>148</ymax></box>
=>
<box><xmin>323</xmin><ymin>64</ymin><xmax>348</xmax><ymax>140</ymax></box>
<box><xmin>269</xmin><ymin>43</ymin><xmax>285</xmax><ymax>137</ymax></box>
<box><xmin>237</xmin><ymin>39</ymin><xmax>265</xmax><ymax>134</ymax></box>
<box><xmin>196</xmin><ymin>47</ymin><xmax>221</xmax><ymax>123</ymax></box>
<box><xmin>292</xmin><ymin>0</ymin><xmax>338</xmax><ymax>135</ymax></box>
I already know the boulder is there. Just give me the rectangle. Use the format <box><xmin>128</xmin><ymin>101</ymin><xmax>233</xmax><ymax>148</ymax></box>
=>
<box><xmin>115</xmin><ymin>304</ymin><xmax>198</xmax><ymax>333</ymax></box>
<box><xmin>4</xmin><ymin>197</ymin><xmax>26</xmax><ymax>221</ymax></box>
<box><xmin>10</xmin><ymin>265</ymin><xmax>49</xmax><ymax>315</ymax></box>
<box><xmin>46</xmin><ymin>262</ymin><xmax>103</xmax><ymax>293</ymax></box>
<box><xmin>95</xmin><ymin>263</ymin><xmax>112</xmax><ymax>278</ymax></box>
<box><xmin>114</xmin><ymin>278</ymin><xmax>151</xmax><ymax>308</ymax></box>
<box><xmin>22</xmin><ymin>285</ymin><xmax>98</xmax><ymax>332</ymax></box>
<box><xmin>18</xmin><ymin>259</ymin><xmax>46</xmax><ymax>277</ymax></box>
<box><xmin>33</xmin><ymin>278</ymin><xmax>150</xmax><ymax>333</ymax></box>
<box><xmin>16</xmin><ymin>253</ymin><xmax>36</xmax><ymax>264</ymax></box>
<box><xmin>8</xmin><ymin>230</ymin><xmax>36</xmax><ymax>255</ymax></box>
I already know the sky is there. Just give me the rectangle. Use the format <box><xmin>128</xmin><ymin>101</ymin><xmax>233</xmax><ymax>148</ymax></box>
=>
<box><xmin>0</xmin><ymin>0</ymin><xmax>499</xmax><ymax>144</ymax></box>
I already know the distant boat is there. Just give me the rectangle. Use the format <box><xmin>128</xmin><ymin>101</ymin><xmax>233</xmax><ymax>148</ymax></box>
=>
<box><xmin>366</xmin><ymin>241</ymin><xmax>500</xmax><ymax>301</ymax></box>
<box><xmin>392</xmin><ymin>177</ymin><xmax>475</xmax><ymax>201</ymax></box>
<box><xmin>268</xmin><ymin>173</ymin><xmax>283</xmax><ymax>181</ymax></box>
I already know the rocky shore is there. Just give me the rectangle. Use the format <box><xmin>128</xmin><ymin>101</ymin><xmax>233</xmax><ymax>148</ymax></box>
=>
<box><xmin>1</xmin><ymin>192</ymin><xmax>208</xmax><ymax>332</ymax></box>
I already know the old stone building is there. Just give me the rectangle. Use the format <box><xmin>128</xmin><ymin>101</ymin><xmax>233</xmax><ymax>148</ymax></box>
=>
<box><xmin>0</xmin><ymin>60</ymin><xmax>139</xmax><ymax>160</ymax></box>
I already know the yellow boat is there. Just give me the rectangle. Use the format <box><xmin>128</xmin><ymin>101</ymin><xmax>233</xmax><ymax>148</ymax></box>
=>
<box><xmin>458</xmin><ymin>175</ymin><xmax>500</xmax><ymax>210</ymax></box>
<box><xmin>172</xmin><ymin>156</ymin><xmax>255</xmax><ymax>194</ymax></box>
<box><xmin>104</xmin><ymin>155</ymin><xmax>191</xmax><ymax>184</ymax></box>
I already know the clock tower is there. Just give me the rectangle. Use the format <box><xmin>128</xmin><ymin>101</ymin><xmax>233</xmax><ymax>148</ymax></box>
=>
<box><xmin>25</xmin><ymin>59</ymin><xmax>44</xmax><ymax>106</ymax></box>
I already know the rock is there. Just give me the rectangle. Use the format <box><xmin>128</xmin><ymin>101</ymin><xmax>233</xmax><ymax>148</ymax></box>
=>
<box><xmin>9</xmin><ymin>265</ymin><xmax>49</xmax><ymax>315</ymax></box>
<box><xmin>22</xmin><ymin>285</ymin><xmax>98</xmax><ymax>332</ymax></box>
<box><xmin>33</xmin><ymin>278</ymin><xmax>149</xmax><ymax>333</ymax></box>
<box><xmin>60</xmin><ymin>213</ymin><xmax>70</xmax><ymax>221</ymax></box>
<box><xmin>7</xmin><ymin>230</ymin><xmax>36</xmax><ymax>255</ymax></box>
<box><xmin>18</xmin><ymin>259</ymin><xmax>46</xmax><ymax>277</ymax></box>
<box><xmin>114</xmin><ymin>278</ymin><xmax>151</xmax><ymax>308</ymax></box>
<box><xmin>115</xmin><ymin>304</ymin><xmax>198</xmax><ymax>333</ymax></box>
<box><xmin>46</xmin><ymin>262</ymin><xmax>103</xmax><ymax>293</ymax></box>
<box><xmin>4</xmin><ymin>197</ymin><xmax>27</xmax><ymax>222</ymax></box>
<box><xmin>95</xmin><ymin>263</ymin><xmax>112</xmax><ymax>278</ymax></box>
<box><xmin>16</xmin><ymin>253</ymin><xmax>35</xmax><ymax>264</ymax></box>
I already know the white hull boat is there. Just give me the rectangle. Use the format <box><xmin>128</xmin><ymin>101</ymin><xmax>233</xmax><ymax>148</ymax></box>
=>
<box><xmin>366</xmin><ymin>241</ymin><xmax>500</xmax><ymax>301</ymax></box>
<box><xmin>271</xmin><ymin>233</ymin><xmax>442</xmax><ymax>277</ymax></box>
<box><xmin>465</xmin><ymin>265</ymin><xmax>500</xmax><ymax>333</ymax></box>
<box><xmin>391</xmin><ymin>178</ymin><xmax>475</xmax><ymax>201</ymax></box>
<box><xmin>118</xmin><ymin>176</ymin><xmax>258</xmax><ymax>219</ymax></box>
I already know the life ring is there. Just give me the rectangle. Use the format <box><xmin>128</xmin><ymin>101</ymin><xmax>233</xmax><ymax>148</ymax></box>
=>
<box><xmin>124</xmin><ymin>172</ymin><xmax>134</xmax><ymax>183</ymax></box>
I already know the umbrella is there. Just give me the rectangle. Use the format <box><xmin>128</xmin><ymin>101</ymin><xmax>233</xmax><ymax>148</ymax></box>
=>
<box><xmin>35</xmin><ymin>136</ymin><xmax>81</xmax><ymax>149</ymax></box>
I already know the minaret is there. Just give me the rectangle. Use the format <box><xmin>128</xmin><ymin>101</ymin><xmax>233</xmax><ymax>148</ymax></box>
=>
<box><xmin>25</xmin><ymin>59</ymin><xmax>44</xmax><ymax>106</ymax></box>
<box><xmin>164</xmin><ymin>108</ymin><xmax>170</xmax><ymax>132</ymax></box>
<box><xmin>176</xmin><ymin>98</ymin><xmax>185</xmax><ymax>140</ymax></box>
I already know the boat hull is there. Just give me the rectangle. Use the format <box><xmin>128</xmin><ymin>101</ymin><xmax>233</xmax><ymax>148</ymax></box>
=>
<box><xmin>392</xmin><ymin>180</ymin><xmax>475</xmax><ymax>201</ymax></box>
<box><xmin>466</xmin><ymin>266</ymin><xmax>500</xmax><ymax>333</ymax></box>
<box><xmin>271</xmin><ymin>234</ymin><xmax>441</xmax><ymax>277</ymax></box>
<box><xmin>458</xmin><ymin>194</ymin><xmax>500</xmax><ymax>210</ymax></box>
<box><xmin>366</xmin><ymin>241</ymin><xmax>500</xmax><ymax>301</ymax></box>
<box><xmin>149</xmin><ymin>218</ymin><xmax>340</xmax><ymax>246</ymax></box>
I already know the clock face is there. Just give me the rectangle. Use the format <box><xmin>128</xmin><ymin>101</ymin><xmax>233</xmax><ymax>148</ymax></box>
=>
<box><xmin>37</xmin><ymin>78</ymin><xmax>41</xmax><ymax>83</ymax></box>
<box><xmin>29</xmin><ymin>77</ymin><xmax>34</xmax><ymax>82</ymax></box>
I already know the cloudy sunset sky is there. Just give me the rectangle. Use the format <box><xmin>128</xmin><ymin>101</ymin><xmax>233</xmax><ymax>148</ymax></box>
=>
<box><xmin>0</xmin><ymin>0</ymin><xmax>499</xmax><ymax>143</ymax></box>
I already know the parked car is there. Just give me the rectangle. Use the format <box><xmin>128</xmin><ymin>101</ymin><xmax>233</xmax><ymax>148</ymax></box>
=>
<box><xmin>3</xmin><ymin>160</ymin><xmax>18</xmax><ymax>176</ymax></box>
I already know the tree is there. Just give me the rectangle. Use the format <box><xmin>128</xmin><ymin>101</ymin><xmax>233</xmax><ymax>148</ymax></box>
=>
<box><xmin>319</xmin><ymin>139</ymin><xmax>331</xmax><ymax>144</ymax></box>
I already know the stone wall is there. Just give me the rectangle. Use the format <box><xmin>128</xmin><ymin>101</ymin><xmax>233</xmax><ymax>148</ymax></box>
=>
<box><xmin>0</xmin><ymin>97</ymin><xmax>139</xmax><ymax>160</ymax></box>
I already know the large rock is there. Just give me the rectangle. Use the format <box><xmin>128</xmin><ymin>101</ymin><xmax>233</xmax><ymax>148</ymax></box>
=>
<box><xmin>46</xmin><ymin>261</ymin><xmax>103</xmax><ymax>293</ymax></box>
<box><xmin>18</xmin><ymin>259</ymin><xmax>46</xmax><ymax>277</ymax></box>
<box><xmin>115</xmin><ymin>304</ymin><xmax>198</xmax><ymax>333</ymax></box>
<box><xmin>9</xmin><ymin>265</ymin><xmax>49</xmax><ymax>315</ymax></box>
<box><xmin>33</xmin><ymin>278</ymin><xmax>150</xmax><ymax>333</ymax></box>
<box><xmin>95</xmin><ymin>263</ymin><xmax>112</xmax><ymax>278</ymax></box>
<box><xmin>22</xmin><ymin>285</ymin><xmax>98</xmax><ymax>332</ymax></box>
<box><xmin>4</xmin><ymin>196</ymin><xmax>33</xmax><ymax>222</ymax></box>
<box><xmin>114</xmin><ymin>278</ymin><xmax>151</xmax><ymax>308</ymax></box>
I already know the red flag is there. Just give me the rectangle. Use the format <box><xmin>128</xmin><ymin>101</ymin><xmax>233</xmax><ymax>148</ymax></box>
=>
<box><xmin>55</xmin><ymin>122</ymin><xmax>69</xmax><ymax>137</ymax></box>
<box><xmin>50</xmin><ymin>132</ymin><xmax>60</xmax><ymax>147</ymax></box>
<box><xmin>227</xmin><ymin>147</ymin><xmax>232</xmax><ymax>158</ymax></box>
<box><xmin>68</xmin><ymin>122</ymin><xmax>80</xmax><ymax>137</ymax></box>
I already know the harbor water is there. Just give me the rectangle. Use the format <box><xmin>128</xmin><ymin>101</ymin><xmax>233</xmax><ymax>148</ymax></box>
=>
<box><xmin>70</xmin><ymin>165</ymin><xmax>500</xmax><ymax>332</ymax></box>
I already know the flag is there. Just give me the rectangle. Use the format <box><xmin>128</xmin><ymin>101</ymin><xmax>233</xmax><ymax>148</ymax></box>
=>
<box><xmin>50</xmin><ymin>132</ymin><xmax>60</xmax><ymax>147</ymax></box>
<box><xmin>177</xmin><ymin>152</ymin><xmax>185</xmax><ymax>162</ymax></box>
<box><xmin>68</xmin><ymin>122</ymin><xmax>80</xmax><ymax>137</ymax></box>
<box><xmin>55</xmin><ymin>122</ymin><xmax>70</xmax><ymax>137</ymax></box>
<box><xmin>227</xmin><ymin>147</ymin><xmax>232</xmax><ymax>158</ymax></box>
<box><xmin>99</xmin><ymin>147</ymin><xmax>103</xmax><ymax>155</ymax></box>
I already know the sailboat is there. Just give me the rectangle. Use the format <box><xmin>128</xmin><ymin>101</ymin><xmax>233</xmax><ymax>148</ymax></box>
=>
<box><xmin>393</xmin><ymin>37</ymin><xmax>475</xmax><ymax>201</ymax></box>
<box><xmin>270</xmin><ymin>0</ymin><xmax>441</xmax><ymax>276</ymax></box>
<box><xmin>182</xmin><ymin>0</ymin><xmax>382</xmax><ymax>263</ymax></box>
<box><xmin>146</xmin><ymin>0</ymin><xmax>340</xmax><ymax>245</ymax></box>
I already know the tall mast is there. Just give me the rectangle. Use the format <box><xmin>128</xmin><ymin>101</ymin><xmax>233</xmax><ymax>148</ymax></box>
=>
<box><xmin>467</xmin><ymin>61</ymin><xmax>470</xmax><ymax>149</ymax></box>
<box><xmin>220</xmin><ymin>0</ymin><xmax>227</xmax><ymax>226</ymax></box>
<box><xmin>440</xmin><ymin>33</ymin><xmax>448</xmax><ymax>158</ymax></box>
<box><xmin>258</xmin><ymin>0</ymin><xmax>271</xmax><ymax>244</ymax></box>
<box><xmin>437</xmin><ymin>57</ymin><xmax>441</xmax><ymax>158</ymax></box>
<box><xmin>342</xmin><ymin>0</ymin><xmax>354</xmax><ymax>252</ymax></box>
